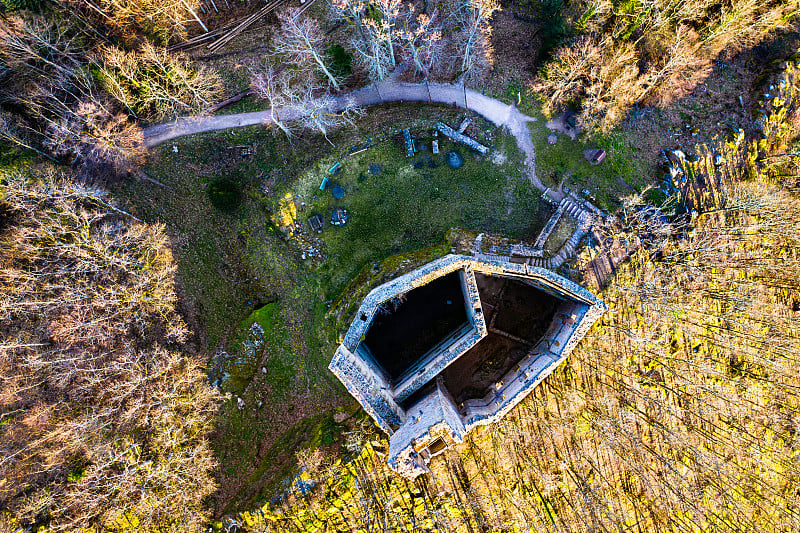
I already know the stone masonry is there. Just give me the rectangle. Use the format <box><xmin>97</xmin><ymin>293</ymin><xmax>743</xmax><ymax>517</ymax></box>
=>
<box><xmin>329</xmin><ymin>254</ymin><xmax>606</xmax><ymax>478</ymax></box>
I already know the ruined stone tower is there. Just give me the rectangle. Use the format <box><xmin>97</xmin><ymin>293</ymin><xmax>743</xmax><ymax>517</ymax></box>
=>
<box><xmin>329</xmin><ymin>255</ymin><xmax>606</xmax><ymax>477</ymax></box>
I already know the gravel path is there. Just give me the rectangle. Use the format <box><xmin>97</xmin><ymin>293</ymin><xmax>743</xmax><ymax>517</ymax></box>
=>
<box><xmin>141</xmin><ymin>80</ymin><xmax>610</xmax><ymax>276</ymax></box>
<box><xmin>142</xmin><ymin>80</ymin><xmax>548</xmax><ymax>193</ymax></box>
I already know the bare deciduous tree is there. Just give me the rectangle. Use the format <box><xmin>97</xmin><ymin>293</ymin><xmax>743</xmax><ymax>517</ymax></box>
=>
<box><xmin>399</xmin><ymin>10</ymin><xmax>443</xmax><ymax>79</ymax></box>
<box><xmin>370</xmin><ymin>0</ymin><xmax>404</xmax><ymax>70</ymax></box>
<box><xmin>0</xmin><ymin>15</ymin><xmax>147</xmax><ymax>175</ymax></box>
<box><xmin>644</xmin><ymin>25</ymin><xmax>710</xmax><ymax>107</ymax></box>
<box><xmin>534</xmin><ymin>34</ymin><xmax>603</xmax><ymax>118</ymax></box>
<box><xmin>292</xmin><ymin>89</ymin><xmax>364</xmax><ymax>144</ymax></box>
<box><xmin>330</xmin><ymin>0</ymin><xmax>404</xmax><ymax>82</ymax></box>
<box><xmin>248</xmin><ymin>62</ymin><xmax>300</xmax><ymax>139</ymax></box>
<box><xmin>454</xmin><ymin>0</ymin><xmax>500</xmax><ymax>82</ymax></box>
<box><xmin>63</xmin><ymin>0</ymin><xmax>203</xmax><ymax>43</ymax></box>
<box><xmin>275</xmin><ymin>9</ymin><xmax>342</xmax><ymax>92</ymax></box>
<box><xmin>0</xmin><ymin>111</ymin><xmax>57</xmax><ymax>161</ymax></box>
<box><xmin>535</xmin><ymin>35</ymin><xmax>649</xmax><ymax>132</ymax></box>
<box><xmin>96</xmin><ymin>43</ymin><xmax>222</xmax><ymax>121</ymax></box>
<box><xmin>0</xmin><ymin>168</ymin><xmax>218</xmax><ymax>530</ymax></box>
<box><xmin>43</xmin><ymin>99</ymin><xmax>146</xmax><ymax>177</ymax></box>
<box><xmin>351</xmin><ymin>21</ymin><xmax>394</xmax><ymax>81</ymax></box>
<box><xmin>249</xmin><ymin>53</ymin><xmax>362</xmax><ymax>143</ymax></box>
<box><xmin>533</xmin><ymin>0</ymin><xmax>796</xmax><ymax>133</ymax></box>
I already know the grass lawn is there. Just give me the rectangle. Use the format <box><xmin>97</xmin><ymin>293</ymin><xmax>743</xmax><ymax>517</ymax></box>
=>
<box><xmin>114</xmin><ymin>123</ymin><xmax>350</xmax><ymax>516</ymax></box>
<box><xmin>543</xmin><ymin>215</ymin><xmax>576</xmax><ymax>257</ymax></box>
<box><xmin>482</xmin><ymin>82</ymin><xmax>657</xmax><ymax>212</ymax></box>
<box><xmin>527</xmin><ymin>116</ymin><xmax>651</xmax><ymax>212</ymax></box>
<box><xmin>113</xmin><ymin>102</ymin><xmax>551</xmax><ymax>516</ymax></box>
<box><xmin>288</xmin><ymin>125</ymin><xmax>550</xmax><ymax>298</ymax></box>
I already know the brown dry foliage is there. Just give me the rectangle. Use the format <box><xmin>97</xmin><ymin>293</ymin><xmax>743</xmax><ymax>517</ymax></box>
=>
<box><xmin>0</xmin><ymin>168</ymin><xmax>218</xmax><ymax>531</ymax></box>
<box><xmin>43</xmin><ymin>100</ymin><xmax>146</xmax><ymax>179</ymax></box>
<box><xmin>0</xmin><ymin>15</ymin><xmax>148</xmax><ymax>177</ymax></box>
<box><xmin>62</xmin><ymin>0</ymin><xmax>203</xmax><ymax>44</ymax></box>
<box><xmin>533</xmin><ymin>0</ymin><xmax>797</xmax><ymax>132</ymax></box>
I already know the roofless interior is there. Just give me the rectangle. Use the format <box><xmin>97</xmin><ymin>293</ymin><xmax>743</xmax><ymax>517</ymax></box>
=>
<box><xmin>441</xmin><ymin>274</ymin><xmax>562</xmax><ymax>404</ymax></box>
<box><xmin>397</xmin><ymin>273</ymin><xmax>566</xmax><ymax>410</ymax></box>
<box><xmin>363</xmin><ymin>271</ymin><xmax>469</xmax><ymax>382</ymax></box>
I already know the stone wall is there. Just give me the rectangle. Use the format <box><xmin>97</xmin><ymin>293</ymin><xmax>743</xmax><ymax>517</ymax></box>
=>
<box><xmin>329</xmin><ymin>345</ymin><xmax>403</xmax><ymax>433</ymax></box>
<box><xmin>460</xmin><ymin>301</ymin><xmax>591</xmax><ymax>430</ymax></box>
<box><xmin>387</xmin><ymin>379</ymin><xmax>466</xmax><ymax>478</ymax></box>
<box><xmin>329</xmin><ymin>254</ymin><xmax>607</xmax><ymax>477</ymax></box>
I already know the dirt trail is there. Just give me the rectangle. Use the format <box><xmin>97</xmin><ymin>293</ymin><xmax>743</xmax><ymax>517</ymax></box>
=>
<box><xmin>142</xmin><ymin>81</ymin><xmax>551</xmax><ymax>194</ymax></box>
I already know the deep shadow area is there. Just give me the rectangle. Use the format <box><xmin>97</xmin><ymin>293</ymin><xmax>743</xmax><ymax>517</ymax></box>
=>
<box><xmin>364</xmin><ymin>271</ymin><xmax>468</xmax><ymax>381</ymax></box>
<box><xmin>441</xmin><ymin>273</ymin><xmax>562</xmax><ymax>403</ymax></box>
<box><xmin>442</xmin><ymin>333</ymin><xmax>528</xmax><ymax>404</ymax></box>
<box><xmin>486</xmin><ymin>276</ymin><xmax>560</xmax><ymax>340</ymax></box>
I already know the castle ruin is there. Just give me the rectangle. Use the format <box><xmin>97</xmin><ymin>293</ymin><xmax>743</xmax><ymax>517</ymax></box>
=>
<box><xmin>329</xmin><ymin>255</ymin><xmax>606</xmax><ymax>478</ymax></box>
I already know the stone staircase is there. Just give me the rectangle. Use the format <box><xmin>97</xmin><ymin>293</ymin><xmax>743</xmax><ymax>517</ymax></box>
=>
<box><xmin>527</xmin><ymin>197</ymin><xmax>594</xmax><ymax>270</ymax></box>
<box><xmin>473</xmin><ymin>252</ymin><xmax>509</xmax><ymax>263</ymax></box>
<box><xmin>471</xmin><ymin>196</ymin><xmax>599</xmax><ymax>272</ymax></box>
<box><xmin>560</xmin><ymin>197</ymin><xmax>587</xmax><ymax>220</ymax></box>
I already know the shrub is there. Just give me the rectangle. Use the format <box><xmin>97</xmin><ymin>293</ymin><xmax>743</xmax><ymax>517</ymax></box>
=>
<box><xmin>208</xmin><ymin>178</ymin><xmax>242</xmax><ymax>211</ymax></box>
<box><xmin>0</xmin><ymin>0</ymin><xmax>39</xmax><ymax>12</ymax></box>
<box><xmin>327</xmin><ymin>44</ymin><xmax>353</xmax><ymax>79</ymax></box>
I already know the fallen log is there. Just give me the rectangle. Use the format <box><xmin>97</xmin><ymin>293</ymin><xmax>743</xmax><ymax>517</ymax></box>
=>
<box><xmin>207</xmin><ymin>0</ymin><xmax>286</xmax><ymax>52</ymax></box>
<box><xmin>203</xmin><ymin>89</ymin><xmax>255</xmax><ymax>114</ymax></box>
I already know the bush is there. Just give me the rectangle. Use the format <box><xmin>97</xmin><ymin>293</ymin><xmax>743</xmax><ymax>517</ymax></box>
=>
<box><xmin>97</xmin><ymin>43</ymin><xmax>222</xmax><ymax>123</ymax></box>
<box><xmin>208</xmin><ymin>178</ymin><xmax>242</xmax><ymax>211</ymax></box>
<box><xmin>327</xmin><ymin>44</ymin><xmax>353</xmax><ymax>79</ymax></box>
<box><xmin>0</xmin><ymin>0</ymin><xmax>39</xmax><ymax>12</ymax></box>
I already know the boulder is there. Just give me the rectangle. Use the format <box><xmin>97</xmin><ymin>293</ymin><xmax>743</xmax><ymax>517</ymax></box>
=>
<box><xmin>446</xmin><ymin>151</ymin><xmax>464</xmax><ymax>169</ymax></box>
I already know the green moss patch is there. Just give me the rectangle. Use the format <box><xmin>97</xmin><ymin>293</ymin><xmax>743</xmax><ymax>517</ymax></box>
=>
<box><xmin>289</xmin><ymin>126</ymin><xmax>549</xmax><ymax>298</ymax></box>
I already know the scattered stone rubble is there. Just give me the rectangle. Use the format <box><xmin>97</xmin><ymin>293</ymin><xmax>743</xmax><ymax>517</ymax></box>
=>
<box><xmin>436</xmin><ymin>122</ymin><xmax>490</xmax><ymax>155</ymax></box>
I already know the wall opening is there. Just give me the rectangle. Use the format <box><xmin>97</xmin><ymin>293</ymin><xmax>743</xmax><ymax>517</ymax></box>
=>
<box><xmin>427</xmin><ymin>438</ymin><xmax>448</xmax><ymax>456</ymax></box>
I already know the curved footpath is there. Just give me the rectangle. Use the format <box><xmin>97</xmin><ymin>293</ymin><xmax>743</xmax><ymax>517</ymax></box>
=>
<box><xmin>142</xmin><ymin>80</ymin><xmax>605</xmax><ymax>270</ymax></box>
<box><xmin>143</xmin><ymin>81</ymin><xmax>546</xmax><ymax>191</ymax></box>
